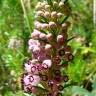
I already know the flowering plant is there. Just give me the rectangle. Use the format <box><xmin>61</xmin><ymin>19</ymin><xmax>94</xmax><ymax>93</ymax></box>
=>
<box><xmin>21</xmin><ymin>0</ymin><xmax>74</xmax><ymax>95</ymax></box>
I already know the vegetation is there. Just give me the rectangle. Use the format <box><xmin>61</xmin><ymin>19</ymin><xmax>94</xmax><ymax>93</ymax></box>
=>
<box><xmin>0</xmin><ymin>0</ymin><xmax>95</xmax><ymax>96</ymax></box>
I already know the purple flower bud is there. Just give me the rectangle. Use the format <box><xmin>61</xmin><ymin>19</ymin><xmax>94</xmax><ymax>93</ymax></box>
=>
<box><xmin>36</xmin><ymin>11</ymin><xmax>44</xmax><ymax>17</ymax></box>
<box><xmin>46</xmin><ymin>33</ymin><xmax>53</xmax><ymax>41</ymax></box>
<box><xmin>45</xmin><ymin>5</ymin><xmax>50</xmax><ymax>10</ymax></box>
<box><xmin>59</xmin><ymin>2</ymin><xmax>64</xmax><ymax>7</ymax></box>
<box><xmin>57</xmin><ymin>35</ymin><xmax>64</xmax><ymax>44</ymax></box>
<box><xmin>37</xmin><ymin>51</ymin><xmax>47</xmax><ymax>61</ymax></box>
<box><xmin>41</xmin><ymin>23</ymin><xmax>49</xmax><ymax>29</ymax></box>
<box><xmin>34</xmin><ymin>21</ymin><xmax>42</xmax><ymax>29</ymax></box>
<box><xmin>51</xmin><ymin>11</ymin><xmax>57</xmax><ymax>18</ymax></box>
<box><xmin>39</xmin><ymin>33</ymin><xmax>46</xmax><ymax>39</ymax></box>
<box><xmin>44</xmin><ymin>11</ymin><xmax>50</xmax><ymax>18</ymax></box>
<box><xmin>28</xmin><ymin>39</ymin><xmax>40</xmax><ymax>47</ymax></box>
<box><xmin>57</xmin><ymin>13</ymin><xmax>63</xmax><ymax>18</ymax></box>
<box><xmin>41</xmin><ymin>1</ymin><xmax>47</xmax><ymax>8</ymax></box>
<box><xmin>48</xmin><ymin>80</ymin><xmax>54</xmax><ymax>87</ymax></box>
<box><xmin>33</xmin><ymin>46</ymin><xmax>41</xmax><ymax>54</ymax></box>
<box><xmin>47</xmin><ymin>93</ymin><xmax>53</xmax><ymax>96</ymax></box>
<box><xmin>49</xmin><ymin>22</ymin><xmax>57</xmax><ymax>29</ymax></box>
<box><xmin>31</xmin><ymin>29</ymin><xmax>41</xmax><ymax>39</ymax></box>
<box><xmin>53</xmin><ymin>1</ymin><xmax>58</xmax><ymax>6</ymax></box>
<box><xmin>45</xmin><ymin>44</ymin><xmax>52</xmax><ymax>51</ymax></box>
<box><xmin>42</xmin><ymin>59</ymin><xmax>52</xmax><ymax>68</ymax></box>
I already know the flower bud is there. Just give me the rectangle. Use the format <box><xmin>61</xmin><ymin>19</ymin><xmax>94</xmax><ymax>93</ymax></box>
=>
<box><xmin>23</xmin><ymin>74</ymin><xmax>40</xmax><ymax>86</ymax></box>
<box><xmin>41</xmin><ymin>23</ymin><xmax>49</xmax><ymax>29</ymax></box>
<box><xmin>44</xmin><ymin>11</ymin><xmax>50</xmax><ymax>18</ymax></box>
<box><xmin>49</xmin><ymin>22</ymin><xmax>57</xmax><ymax>29</ymax></box>
<box><xmin>41</xmin><ymin>1</ymin><xmax>47</xmax><ymax>8</ymax></box>
<box><xmin>51</xmin><ymin>11</ymin><xmax>57</xmax><ymax>18</ymax></box>
<box><xmin>33</xmin><ymin>46</ymin><xmax>40</xmax><ymax>54</ymax></box>
<box><xmin>57</xmin><ymin>13</ymin><xmax>63</xmax><ymax>18</ymax></box>
<box><xmin>59</xmin><ymin>2</ymin><xmax>64</xmax><ymax>7</ymax></box>
<box><xmin>34</xmin><ymin>21</ymin><xmax>42</xmax><ymax>29</ymax></box>
<box><xmin>46</xmin><ymin>33</ymin><xmax>53</xmax><ymax>41</ymax></box>
<box><xmin>36</xmin><ymin>11</ymin><xmax>44</xmax><ymax>17</ymax></box>
<box><xmin>39</xmin><ymin>33</ymin><xmax>46</xmax><ymax>39</ymax></box>
<box><xmin>42</xmin><ymin>59</ymin><xmax>52</xmax><ymax>68</ymax></box>
<box><xmin>31</xmin><ymin>29</ymin><xmax>41</xmax><ymax>39</ymax></box>
<box><xmin>57</xmin><ymin>35</ymin><xmax>64</xmax><ymax>44</ymax></box>
<box><xmin>53</xmin><ymin>1</ymin><xmax>58</xmax><ymax>6</ymax></box>
<box><xmin>62</xmin><ymin>22</ymin><xmax>71</xmax><ymax>29</ymax></box>
<box><xmin>35</xmin><ymin>5</ymin><xmax>41</xmax><ymax>10</ymax></box>
<box><xmin>45</xmin><ymin>44</ymin><xmax>52</xmax><ymax>51</ymax></box>
<box><xmin>35</xmin><ymin>2</ymin><xmax>42</xmax><ymax>10</ymax></box>
<box><xmin>28</xmin><ymin>39</ymin><xmax>40</xmax><ymax>47</ymax></box>
<box><xmin>45</xmin><ymin>5</ymin><xmax>50</xmax><ymax>10</ymax></box>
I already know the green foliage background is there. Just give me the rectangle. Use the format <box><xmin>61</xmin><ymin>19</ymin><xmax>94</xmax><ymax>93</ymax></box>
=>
<box><xmin>0</xmin><ymin>0</ymin><xmax>96</xmax><ymax>96</ymax></box>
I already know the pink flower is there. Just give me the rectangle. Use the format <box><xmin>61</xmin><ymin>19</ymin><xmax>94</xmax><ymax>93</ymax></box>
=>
<box><xmin>42</xmin><ymin>59</ymin><xmax>52</xmax><ymax>68</ymax></box>
<box><xmin>35</xmin><ymin>11</ymin><xmax>44</xmax><ymax>17</ymax></box>
<box><xmin>45</xmin><ymin>44</ymin><xmax>52</xmax><ymax>51</ymax></box>
<box><xmin>51</xmin><ymin>11</ymin><xmax>57</xmax><ymax>18</ymax></box>
<box><xmin>32</xmin><ymin>46</ymin><xmax>41</xmax><ymax>54</ymax></box>
<box><xmin>46</xmin><ymin>33</ymin><xmax>53</xmax><ymax>41</ymax></box>
<box><xmin>34</xmin><ymin>21</ymin><xmax>42</xmax><ymax>29</ymax></box>
<box><xmin>23</xmin><ymin>74</ymin><xmax>40</xmax><ymax>86</ymax></box>
<box><xmin>41</xmin><ymin>23</ymin><xmax>49</xmax><ymax>29</ymax></box>
<box><xmin>31</xmin><ymin>29</ymin><xmax>41</xmax><ymax>39</ymax></box>
<box><xmin>44</xmin><ymin>11</ymin><xmax>50</xmax><ymax>18</ymax></box>
<box><xmin>57</xmin><ymin>35</ymin><xmax>64</xmax><ymax>44</ymax></box>
<box><xmin>49</xmin><ymin>22</ymin><xmax>57</xmax><ymax>28</ymax></box>
<box><xmin>28</xmin><ymin>39</ymin><xmax>40</xmax><ymax>51</ymax></box>
<box><xmin>37</xmin><ymin>51</ymin><xmax>47</xmax><ymax>61</ymax></box>
<box><xmin>39</xmin><ymin>33</ymin><xmax>46</xmax><ymax>39</ymax></box>
<box><xmin>24</xmin><ymin>63</ymin><xmax>39</xmax><ymax>74</ymax></box>
<box><xmin>32</xmin><ymin>75</ymin><xmax>41</xmax><ymax>86</ymax></box>
<box><xmin>57</xmin><ymin>12</ymin><xmax>63</xmax><ymax>18</ymax></box>
<box><xmin>28</xmin><ymin>39</ymin><xmax>40</xmax><ymax>46</ymax></box>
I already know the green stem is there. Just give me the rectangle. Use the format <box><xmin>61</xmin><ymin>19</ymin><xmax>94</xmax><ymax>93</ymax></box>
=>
<box><xmin>20</xmin><ymin>0</ymin><xmax>31</xmax><ymax>34</ymax></box>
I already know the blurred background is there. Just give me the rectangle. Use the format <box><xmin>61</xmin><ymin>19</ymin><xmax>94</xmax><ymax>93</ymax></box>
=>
<box><xmin>0</xmin><ymin>0</ymin><xmax>96</xmax><ymax>96</ymax></box>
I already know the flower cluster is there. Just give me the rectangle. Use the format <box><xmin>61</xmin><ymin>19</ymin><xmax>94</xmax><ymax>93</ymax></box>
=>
<box><xmin>21</xmin><ymin>0</ymin><xmax>73</xmax><ymax>96</ymax></box>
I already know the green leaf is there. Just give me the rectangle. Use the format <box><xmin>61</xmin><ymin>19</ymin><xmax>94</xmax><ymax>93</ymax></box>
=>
<box><xmin>72</xmin><ymin>86</ymin><xmax>92</xmax><ymax>96</ymax></box>
<box><xmin>61</xmin><ymin>16</ymin><xmax>69</xmax><ymax>24</ymax></box>
<box><xmin>47</xmin><ymin>0</ymin><xmax>53</xmax><ymax>6</ymax></box>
